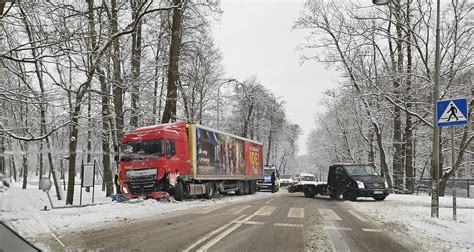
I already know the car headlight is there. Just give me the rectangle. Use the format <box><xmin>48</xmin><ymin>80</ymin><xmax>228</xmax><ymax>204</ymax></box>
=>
<box><xmin>384</xmin><ymin>181</ymin><xmax>388</xmax><ymax>188</ymax></box>
<box><xmin>356</xmin><ymin>181</ymin><xmax>365</xmax><ymax>189</ymax></box>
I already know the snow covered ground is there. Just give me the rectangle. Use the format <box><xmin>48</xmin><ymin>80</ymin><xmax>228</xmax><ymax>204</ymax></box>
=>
<box><xmin>0</xmin><ymin>179</ymin><xmax>274</xmax><ymax>250</ymax></box>
<box><xmin>347</xmin><ymin>194</ymin><xmax>474</xmax><ymax>251</ymax></box>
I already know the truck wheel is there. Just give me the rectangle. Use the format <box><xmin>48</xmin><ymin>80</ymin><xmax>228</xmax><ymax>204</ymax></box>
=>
<box><xmin>373</xmin><ymin>195</ymin><xmax>386</xmax><ymax>201</ymax></box>
<box><xmin>343</xmin><ymin>191</ymin><xmax>357</xmax><ymax>201</ymax></box>
<box><xmin>204</xmin><ymin>183</ymin><xmax>214</xmax><ymax>199</ymax></box>
<box><xmin>174</xmin><ymin>182</ymin><xmax>184</xmax><ymax>201</ymax></box>
<box><xmin>236</xmin><ymin>181</ymin><xmax>244</xmax><ymax>196</ymax></box>
<box><xmin>304</xmin><ymin>186</ymin><xmax>316</xmax><ymax>198</ymax></box>
<box><xmin>329</xmin><ymin>193</ymin><xmax>339</xmax><ymax>199</ymax></box>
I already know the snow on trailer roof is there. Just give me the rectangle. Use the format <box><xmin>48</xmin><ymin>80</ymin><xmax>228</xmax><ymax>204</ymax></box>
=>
<box><xmin>194</xmin><ymin>123</ymin><xmax>263</xmax><ymax>145</ymax></box>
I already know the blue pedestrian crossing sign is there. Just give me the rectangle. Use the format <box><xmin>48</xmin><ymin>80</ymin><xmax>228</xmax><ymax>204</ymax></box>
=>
<box><xmin>436</xmin><ymin>98</ymin><xmax>468</xmax><ymax>127</ymax></box>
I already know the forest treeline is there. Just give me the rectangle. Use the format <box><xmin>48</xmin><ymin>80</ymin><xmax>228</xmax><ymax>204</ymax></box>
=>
<box><xmin>0</xmin><ymin>1</ymin><xmax>300</xmax><ymax>204</ymax></box>
<box><xmin>296</xmin><ymin>0</ymin><xmax>472</xmax><ymax>195</ymax></box>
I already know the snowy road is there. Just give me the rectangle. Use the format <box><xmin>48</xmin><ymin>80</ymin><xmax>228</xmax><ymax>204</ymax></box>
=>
<box><xmin>39</xmin><ymin>191</ymin><xmax>412</xmax><ymax>251</ymax></box>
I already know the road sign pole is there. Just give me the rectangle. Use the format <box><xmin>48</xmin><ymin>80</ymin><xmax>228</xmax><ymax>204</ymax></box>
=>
<box><xmin>452</xmin><ymin>127</ymin><xmax>456</xmax><ymax>221</ymax></box>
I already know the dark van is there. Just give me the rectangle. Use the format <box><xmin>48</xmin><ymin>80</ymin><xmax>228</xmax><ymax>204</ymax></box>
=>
<box><xmin>328</xmin><ymin>164</ymin><xmax>390</xmax><ymax>201</ymax></box>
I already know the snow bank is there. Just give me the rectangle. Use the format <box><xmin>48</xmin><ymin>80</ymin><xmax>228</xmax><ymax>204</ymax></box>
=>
<box><xmin>347</xmin><ymin>194</ymin><xmax>474</xmax><ymax>251</ymax></box>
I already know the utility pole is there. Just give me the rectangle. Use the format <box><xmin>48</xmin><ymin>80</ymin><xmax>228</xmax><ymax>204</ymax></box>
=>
<box><xmin>431</xmin><ymin>0</ymin><xmax>441</xmax><ymax>218</ymax></box>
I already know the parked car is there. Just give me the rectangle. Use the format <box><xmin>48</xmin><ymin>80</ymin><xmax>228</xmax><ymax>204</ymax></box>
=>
<box><xmin>279</xmin><ymin>174</ymin><xmax>294</xmax><ymax>186</ymax></box>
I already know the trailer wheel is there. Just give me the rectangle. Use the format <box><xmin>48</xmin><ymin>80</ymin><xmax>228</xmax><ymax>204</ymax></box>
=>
<box><xmin>249</xmin><ymin>181</ymin><xmax>256</xmax><ymax>194</ymax></box>
<box><xmin>243</xmin><ymin>181</ymin><xmax>250</xmax><ymax>195</ymax></box>
<box><xmin>204</xmin><ymin>183</ymin><xmax>214</xmax><ymax>199</ymax></box>
<box><xmin>174</xmin><ymin>182</ymin><xmax>184</xmax><ymax>201</ymax></box>
<box><xmin>236</xmin><ymin>181</ymin><xmax>244</xmax><ymax>196</ymax></box>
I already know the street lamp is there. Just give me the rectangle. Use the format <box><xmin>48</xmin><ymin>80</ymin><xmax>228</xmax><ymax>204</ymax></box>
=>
<box><xmin>372</xmin><ymin>0</ymin><xmax>441</xmax><ymax>218</ymax></box>
<box><xmin>217</xmin><ymin>79</ymin><xmax>236</xmax><ymax>129</ymax></box>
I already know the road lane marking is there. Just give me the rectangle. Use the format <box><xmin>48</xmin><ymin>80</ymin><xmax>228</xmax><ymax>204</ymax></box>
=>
<box><xmin>274</xmin><ymin>223</ymin><xmax>303</xmax><ymax>228</ymax></box>
<box><xmin>257</xmin><ymin>206</ymin><xmax>276</xmax><ymax>216</ymax></box>
<box><xmin>265</xmin><ymin>198</ymin><xmax>275</xmax><ymax>204</ymax></box>
<box><xmin>226</xmin><ymin>205</ymin><xmax>251</xmax><ymax>215</ymax></box>
<box><xmin>183</xmin><ymin>214</ymin><xmax>247</xmax><ymax>251</ymax></box>
<box><xmin>193</xmin><ymin>206</ymin><xmax>268</xmax><ymax>251</ymax></box>
<box><xmin>287</xmin><ymin>207</ymin><xmax>304</xmax><ymax>218</ymax></box>
<box><xmin>319</xmin><ymin>209</ymin><xmax>342</xmax><ymax>221</ymax></box>
<box><xmin>239</xmin><ymin>221</ymin><xmax>264</xmax><ymax>225</ymax></box>
<box><xmin>362</xmin><ymin>228</ymin><xmax>382</xmax><ymax>232</ymax></box>
<box><xmin>322</xmin><ymin>226</ymin><xmax>352</xmax><ymax>231</ymax></box>
<box><xmin>193</xmin><ymin>205</ymin><xmax>224</xmax><ymax>214</ymax></box>
<box><xmin>347</xmin><ymin>210</ymin><xmax>368</xmax><ymax>222</ymax></box>
<box><xmin>323</xmin><ymin>222</ymin><xmax>351</xmax><ymax>251</ymax></box>
<box><xmin>51</xmin><ymin>233</ymin><xmax>66</xmax><ymax>248</ymax></box>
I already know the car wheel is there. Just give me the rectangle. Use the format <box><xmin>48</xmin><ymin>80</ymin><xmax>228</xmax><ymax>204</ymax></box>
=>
<box><xmin>373</xmin><ymin>195</ymin><xmax>386</xmax><ymax>201</ymax></box>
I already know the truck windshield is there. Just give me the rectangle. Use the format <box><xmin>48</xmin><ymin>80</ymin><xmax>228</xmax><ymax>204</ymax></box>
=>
<box><xmin>344</xmin><ymin>165</ymin><xmax>379</xmax><ymax>176</ymax></box>
<box><xmin>301</xmin><ymin>176</ymin><xmax>315</xmax><ymax>181</ymax></box>
<box><xmin>121</xmin><ymin>139</ymin><xmax>164</xmax><ymax>161</ymax></box>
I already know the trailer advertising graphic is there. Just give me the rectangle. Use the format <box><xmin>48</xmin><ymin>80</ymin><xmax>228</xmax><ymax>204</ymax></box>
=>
<box><xmin>196</xmin><ymin>128</ymin><xmax>262</xmax><ymax>176</ymax></box>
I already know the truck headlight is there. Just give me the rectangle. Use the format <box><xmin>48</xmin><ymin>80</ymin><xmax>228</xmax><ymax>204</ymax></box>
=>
<box><xmin>356</xmin><ymin>181</ymin><xmax>365</xmax><ymax>189</ymax></box>
<box><xmin>122</xmin><ymin>186</ymin><xmax>129</xmax><ymax>194</ymax></box>
<box><xmin>384</xmin><ymin>181</ymin><xmax>388</xmax><ymax>188</ymax></box>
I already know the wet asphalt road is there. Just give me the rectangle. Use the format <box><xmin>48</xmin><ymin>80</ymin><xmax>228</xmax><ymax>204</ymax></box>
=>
<box><xmin>40</xmin><ymin>191</ymin><xmax>413</xmax><ymax>251</ymax></box>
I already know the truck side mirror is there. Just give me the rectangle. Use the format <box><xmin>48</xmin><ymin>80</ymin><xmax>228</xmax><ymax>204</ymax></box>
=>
<box><xmin>114</xmin><ymin>155</ymin><xmax>119</xmax><ymax>162</ymax></box>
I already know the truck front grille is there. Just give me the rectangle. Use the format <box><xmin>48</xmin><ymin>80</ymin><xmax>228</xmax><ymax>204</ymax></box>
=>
<box><xmin>126</xmin><ymin>168</ymin><xmax>157</xmax><ymax>195</ymax></box>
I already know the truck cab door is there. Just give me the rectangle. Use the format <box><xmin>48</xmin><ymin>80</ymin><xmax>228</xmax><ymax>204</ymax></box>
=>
<box><xmin>335</xmin><ymin>167</ymin><xmax>345</xmax><ymax>191</ymax></box>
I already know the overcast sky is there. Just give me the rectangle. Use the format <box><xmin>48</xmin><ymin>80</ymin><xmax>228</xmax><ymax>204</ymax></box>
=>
<box><xmin>212</xmin><ymin>0</ymin><xmax>341</xmax><ymax>155</ymax></box>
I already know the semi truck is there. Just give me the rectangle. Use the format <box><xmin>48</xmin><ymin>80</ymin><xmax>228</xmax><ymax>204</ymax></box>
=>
<box><xmin>117</xmin><ymin>121</ymin><xmax>264</xmax><ymax>201</ymax></box>
<box><xmin>287</xmin><ymin>164</ymin><xmax>390</xmax><ymax>201</ymax></box>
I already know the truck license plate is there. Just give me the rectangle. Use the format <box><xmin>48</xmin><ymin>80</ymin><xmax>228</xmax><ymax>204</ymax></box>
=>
<box><xmin>373</xmin><ymin>191</ymin><xmax>383</xmax><ymax>194</ymax></box>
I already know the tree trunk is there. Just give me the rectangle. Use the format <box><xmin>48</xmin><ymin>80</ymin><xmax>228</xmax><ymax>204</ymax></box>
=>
<box><xmin>0</xmin><ymin>125</ymin><xmax>4</xmax><ymax>175</ymax></box>
<box><xmin>162</xmin><ymin>0</ymin><xmax>184</xmax><ymax>123</ymax></box>
<box><xmin>368</xmin><ymin>127</ymin><xmax>375</xmax><ymax>166</ymax></box>
<box><xmin>21</xmin><ymin>142</ymin><xmax>28</xmax><ymax>189</ymax></box>
<box><xmin>87</xmin><ymin>0</ymin><xmax>113</xmax><ymax>196</ymax></box>
<box><xmin>85</xmin><ymin>93</ymin><xmax>92</xmax><ymax>193</ymax></box>
<box><xmin>266</xmin><ymin>124</ymin><xmax>273</xmax><ymax>166</ymax></box>
<box><xmin>130</xmin><ymin>0</ymin><xmax>143</xmax><ymax>128</ymax></box>
<box><xmin>391</xmin><ymin>0</ymin><xmax>404</xmax><ymax>193</ymax></box>
<box><xmin>66</xmin><ymin>105</ymin><xmax>81</xmax><ymax>205</ymax></box>
<box><xmin>404</xmin><ymin>0</ymin><xmax>414</xmax><ymax>194</ymax></box>
<box><xmin>111</xmin><ymin>0</ymin><xmax>124</xmax><ymax>141</ymax></box>
<box><xmin>152</xmin><ymin>12</ymin><xmax>167</xmax><ymax>125</ymax></box>
<box><xmin>11</xmin><ymin>155</ymin><xmax>17</xmax><ymax>182</ymax></box>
